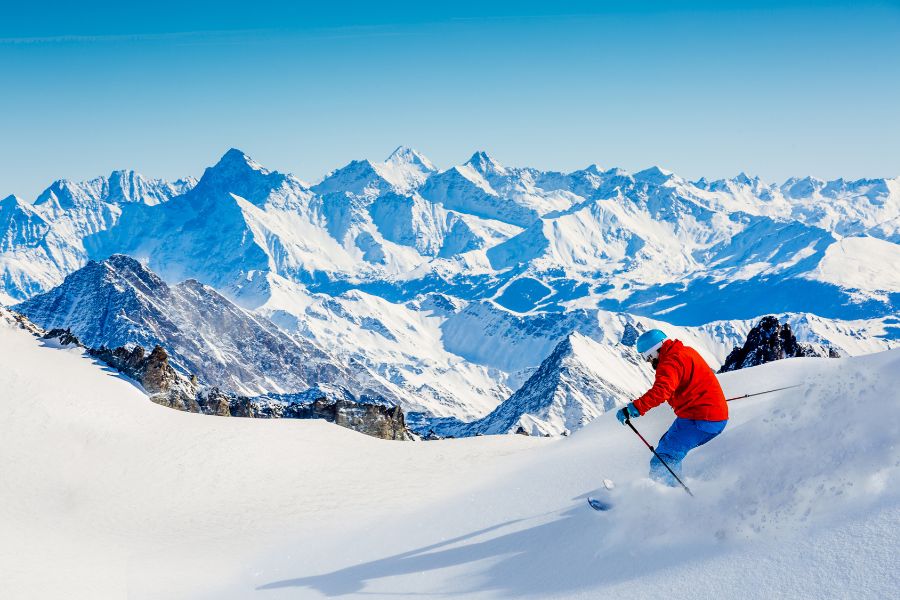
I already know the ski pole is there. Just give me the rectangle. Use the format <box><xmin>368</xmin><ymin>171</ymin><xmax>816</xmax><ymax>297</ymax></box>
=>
<box><xmin>624</xmin><ymin>417</ymin><xmax>694</xmax><ymax>497</ymax></box>
<box><xmin>726</xmin><ymin>384</ymin><xmax>802</xmax><ymax>402</ymax></box>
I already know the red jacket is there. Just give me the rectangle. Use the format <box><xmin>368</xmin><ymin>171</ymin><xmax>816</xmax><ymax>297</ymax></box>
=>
<box><xmin>633</xmin><ymin>339</ymin><xmax>728</xmax><ymax>421</ymax></box>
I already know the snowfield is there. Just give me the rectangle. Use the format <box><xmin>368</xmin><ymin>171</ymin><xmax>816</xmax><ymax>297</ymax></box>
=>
<box><xmin>1</xmin><ymin>319</ymin><xmax>898</xmax><ymax>599</ymax></box>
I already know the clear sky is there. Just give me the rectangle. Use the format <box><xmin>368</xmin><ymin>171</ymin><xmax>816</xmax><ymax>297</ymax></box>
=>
<box><xmin>2</xmin><ymin>1</ymin><xmax>899</xmax><ymax>200</ymax></box>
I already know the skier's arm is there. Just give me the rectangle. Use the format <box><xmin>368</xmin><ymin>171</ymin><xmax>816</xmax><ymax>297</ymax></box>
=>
<box><xmin>632</xmin><ymin>356</ymin><xmax>682</xmax><ymax>415</ymax></box>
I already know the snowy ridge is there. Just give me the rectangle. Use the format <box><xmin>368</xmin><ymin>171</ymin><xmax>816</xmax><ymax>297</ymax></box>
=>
<box><xmin>2</xmin><ymin>148</ymin><xmax>898</xmax><ymax>319</ymax></box>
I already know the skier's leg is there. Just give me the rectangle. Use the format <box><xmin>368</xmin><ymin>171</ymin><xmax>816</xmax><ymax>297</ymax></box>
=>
<box><xmin>650</xmin><ymin>419</ymin><xmax>727</xmax><ymax>485</ymax></box>
<box><xmin>693</xmin><ymin>419</ymin><xmax>727</xmax><ymax>446</ymax></box>
<box><xmin>649</xmin><ymin>419</ymin><xmax>689</xmax><ymax>486</ymax></box>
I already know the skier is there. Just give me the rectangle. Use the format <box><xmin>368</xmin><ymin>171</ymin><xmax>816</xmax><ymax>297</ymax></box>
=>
<box><xmin>616</xmin><ymin>329</ymin><xmax>728</xmax><ymax>486</ymax></box>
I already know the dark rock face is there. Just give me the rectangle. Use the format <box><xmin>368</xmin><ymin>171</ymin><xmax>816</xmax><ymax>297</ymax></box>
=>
<box><xmin>719</xmin><ymin>316</ymin><xmax>835</xmax><ymax>373</ymax></box>
<box><xmin>620</xmin><ymin>322</ymin><xmax>643</xmax><ymax>346</ymax></box>
<box><xmin>44</xmin><ymin>328</ymin><xmax>80</xmax><ymax>346</ymax></box>
<box><xmin>37</xmin><ymin>327</ymin><xmax>411</xmax><ymax>441</ymax></box>
<box><xmin>88</xmin><ymin>342</ymin><xmax>201</xmax><ymax>412</ymax></box>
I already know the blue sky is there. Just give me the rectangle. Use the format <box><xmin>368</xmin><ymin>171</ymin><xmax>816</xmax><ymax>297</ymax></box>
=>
<box><xmin>2</xmin><ymin>1</ymin><xmax>899</xmax><ymax>199</ymax></box>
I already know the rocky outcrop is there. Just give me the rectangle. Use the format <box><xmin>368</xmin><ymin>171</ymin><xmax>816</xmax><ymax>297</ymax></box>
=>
<box><xmin>248</xmin><ymin>393</ymin><xmax>411</xmax><ymax>440</ymax></box>
<box><xmin>620</xmin><ymin>322</ymin><xmax>643</xmax><ymax>347</ymax></box>
<box><xmin>719</xmin><ymin>316</ymin><xmax>839</xmax><ymax>373</ymax></box>
<box><xmin>33</xmin><ymin>325</ymin><xmax>412</xmax><ymax>440</ymax></box>
<box><xmin>87</xmin><ymin>342</ymin><xmax>202</xmax><ymax>412</ymax></box>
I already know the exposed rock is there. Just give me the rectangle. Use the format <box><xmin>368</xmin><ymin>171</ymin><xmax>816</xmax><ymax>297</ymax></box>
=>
<box><xmin>88</xmin><ymin>343</ymin><xmax>200</xmax><ymax>411</ymax></box>
<box><xmin>44</xmin><ymin>328</ymin><xmax>81</xmax><ymax>346</ymax></box>
<box><xmin>27</xmin><ymin>322</ymin><xmax>414</xmax><ymax>441</ymax></box>
<box><xmin>620</xmin><ymin>322</ymin><xmax>643</xmax><ymax>346</ymax></box>
<box><xmin>2</xmin><ymin>309</ymin><xmax>45</xmax><ymax>337</ymax></box>
<box><xmin>228</xmin><ymin>389</ymin><xmax>412</xmax><ymax>440</ymax></box>
<box><xmin>719</xmin><ymin>315</ymin><xmax>837</xmax><ymax>372</ymax></box>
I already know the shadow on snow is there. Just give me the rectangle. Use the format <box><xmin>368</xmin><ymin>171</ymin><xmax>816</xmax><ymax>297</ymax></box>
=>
<box><xmin>256</xmin><ymin>496</ymin><xmax>722</xmax><ymax>598</ymax></box>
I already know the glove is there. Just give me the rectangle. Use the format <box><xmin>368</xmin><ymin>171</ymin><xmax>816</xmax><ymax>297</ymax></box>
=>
<box><xmin>616</xmin><ymin>402</ymin><xmax>640</xmax><ymax>425</ymax></box>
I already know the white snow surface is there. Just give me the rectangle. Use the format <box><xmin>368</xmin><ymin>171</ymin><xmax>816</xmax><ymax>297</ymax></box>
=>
<box><xmin>811</xmin><ymin>236</ymin><xmax>900</xmax><ymax>293</ymax></box>
<box><xmin>257</xmin><ymin>274</ymin><xmax>512</xmax><ymax>419</ymax></box>
<box><xmin>2</xmin><ymin>314</ymin><xmax>898</xmax><ymax>599</ymax></box>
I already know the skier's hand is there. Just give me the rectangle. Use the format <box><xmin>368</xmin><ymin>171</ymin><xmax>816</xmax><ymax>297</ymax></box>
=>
<box><xmin>616</xmin><ymin>402</ymin><xmax>640</xmax><ymax>425</ymax></box>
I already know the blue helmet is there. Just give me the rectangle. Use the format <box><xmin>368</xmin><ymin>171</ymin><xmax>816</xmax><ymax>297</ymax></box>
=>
<box><xmin>636</xmin><ymin>329</ymin><xmax>668</xmax><ymax>360</ymax></box>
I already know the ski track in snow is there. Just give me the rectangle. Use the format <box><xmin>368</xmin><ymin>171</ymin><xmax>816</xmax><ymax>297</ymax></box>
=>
<box><xmin>1</xmin><ymin>319</ymin><xmax>898</xmax><ymax>599</ymax></box>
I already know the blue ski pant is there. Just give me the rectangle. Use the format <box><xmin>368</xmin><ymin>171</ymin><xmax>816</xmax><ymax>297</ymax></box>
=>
<box><xmin>650</xmin><ymin>418</ymin><xmax>727</xmax><ymax>486</ymax></box>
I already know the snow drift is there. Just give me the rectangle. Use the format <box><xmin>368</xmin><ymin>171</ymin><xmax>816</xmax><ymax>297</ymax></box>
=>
<box><xmin>1</xmin><ymin>314</ymin><xmax>898</xmax><ymax>599</ymax></box>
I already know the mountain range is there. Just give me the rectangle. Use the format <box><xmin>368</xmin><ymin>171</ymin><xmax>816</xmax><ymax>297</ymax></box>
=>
<box><xmin>3</xmin><ymin>147</ymin><xmax>898</xmax><ymax>434</ymax></box>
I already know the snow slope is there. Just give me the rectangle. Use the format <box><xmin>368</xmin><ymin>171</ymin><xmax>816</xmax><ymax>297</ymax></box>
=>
<box><xmin>811</xmin><ymin>235</ymin><xmax>900</xmax><ymax>295</ymax></box>
<box><xmin>2</xmin><ymin>313</ymin><xmax>898</xmax><ymax>599</ymax></box>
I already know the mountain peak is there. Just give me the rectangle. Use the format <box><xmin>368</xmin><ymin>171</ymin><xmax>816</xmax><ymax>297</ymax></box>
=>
<box><xmin>103</xmin><ymin>169</ymin><xmax>189</xmax><ymax>206</ymax></box>
<box><xmin>192</xmin><ymin>148</ymin><xmax>286</xmax><ymax>206</ymax></box>
<box><xmin>96</xmin><ymin>254</ymin><xmax>168</xmax><ymax>290</ymax></box>
<box><xmin>0</xmin><ymin>193</ymin><xmax>49</xmax><ymax>252</ymax></box>
<box><xmin>782</xmin><ymin>175</ymin><xmax>825</xmax><ymax>199</ymax></box>
<box><xmin>212</xmin><ymin>148</ymin><xmax>267</xmax><ymax>174</ymax></box>
<box><xmin>33</xmin><ymin>179</ymin><xmax>84</xmax><ymax>208</ymax></box>
<box><xmin>102</xmin><ymin>253</ymin><xmax>146</xmax><ymax>271</ymax></box>
<box><xmin>465</xmin><ymin>151</ymin><xmax>507</xmax><ymax>175</ymax></box>
<box><xmin>352</xmin><ymin>147</ymin><xmax>437</xmax><ymax>193</ymax></box>
<box><xmin>454</xmin><ymin>332</ymin><xmax>652</xmax><ymax>437</ymax></box>
<box><xmin>0</xmin><ymin>194</ymin><xmax>25</xmax><ymax>209</ymax></box>
<box><xmin>385</xmin><ymin>146</ymin><xmax>436</xmax><ymax>172</ymax></box>
<box><xmin>312</xmin><ymin>159</ymin><xmax>384</xmax><ymax>196</ymax></box>
<box><xmin>634</xmin><ymin>166</ymin><xmax>675</xmax><ymax>185</ymax></box>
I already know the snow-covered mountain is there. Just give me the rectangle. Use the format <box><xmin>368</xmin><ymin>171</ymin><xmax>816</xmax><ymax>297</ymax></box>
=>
<box><xmin>4</xmin><ymin>147</ymin><xmax>898</xmax><ymax>321</ymax></box>
<box><xmin>420</xmin><ymin>151</ymin><xmax>575</xmax><ymax>227</ymax></box>
<box><xmin>13</xmin><ymin>255</ymin><xmax>365</xmax><ymax>397</ymax></box>
<box><xmin>1</xmin><ymin>148</ymin><xmax>898</xmax><ymax>431</ymax></box>
<box><xmin>0</xmin><ymin>170</ymin><xmax>195</xmax><ymax>304</ymax></box>
<box><xmin>34</xmin><ymin>170</ymin><xmax>195</xmax><ymax>210</ymax></box>
<box><xmin>425</xmin><ymin>332</ymin><xmax>654</xmax><ymax>437</ymax></box>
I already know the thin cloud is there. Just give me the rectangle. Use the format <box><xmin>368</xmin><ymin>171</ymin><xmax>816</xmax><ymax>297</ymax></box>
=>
<box><xmin>0</xmin><ymin>22</ymin><xmax>428</xmax><ymax>46</ymax></box>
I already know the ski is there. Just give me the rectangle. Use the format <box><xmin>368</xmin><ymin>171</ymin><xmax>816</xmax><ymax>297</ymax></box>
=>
<box><xmin>586</xmin><ymin>478</ymin><xmax>616</xmax><ymax>511</ymax></box>
<box><xmin>587</xmin><ymin>496</ymin><xmax>614</xmax><ymax>511</ymax></box>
